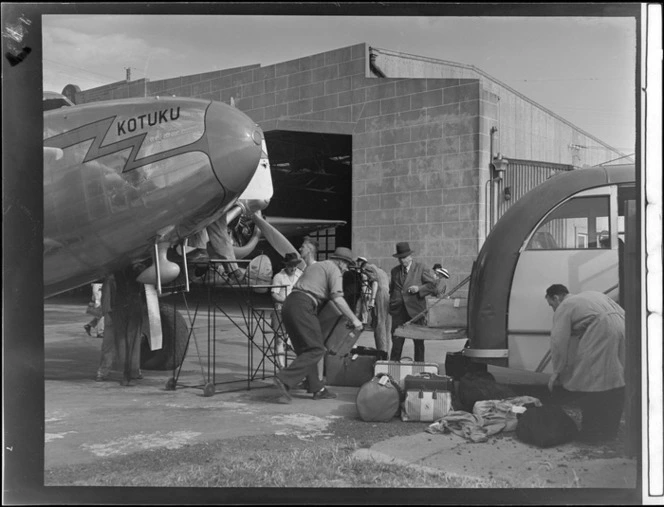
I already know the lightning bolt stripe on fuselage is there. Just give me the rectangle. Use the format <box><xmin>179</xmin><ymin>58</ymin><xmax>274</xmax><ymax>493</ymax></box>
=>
<box><xmin>44</xmin><ymin>104</ymin><xmax>209</xmax><ymax>174</ymax></box>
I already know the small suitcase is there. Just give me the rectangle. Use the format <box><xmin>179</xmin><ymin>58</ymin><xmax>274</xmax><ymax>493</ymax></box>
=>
<box><xmin>318</xmin><ymin>300</ymin><xmax>362</xmax><ymax>356</ymax></box>
<box><xmin>401</xmin><ymin>388</ymin><xmax>452</xmax><ymax>422</ymax></box>
<box><xmin>404</xmin><ymin>372</ymin><xmax>454</xmax><ymax>393</ymax></box>
<box><xmin>374</xmin><ymin>358</ymin><xmax>439</xmax><ymax>388</ymax></box>
<box><xmin>326</xmin><ymin>347</ymin><xmax>381</xmax><ymax>387</ymax></box>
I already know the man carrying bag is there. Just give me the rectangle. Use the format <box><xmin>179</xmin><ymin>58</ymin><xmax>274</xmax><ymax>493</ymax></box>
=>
<box><xmin>272</xmin><ymin>247</ymin><xmax>363</xmax><ymax>402</ymax></box>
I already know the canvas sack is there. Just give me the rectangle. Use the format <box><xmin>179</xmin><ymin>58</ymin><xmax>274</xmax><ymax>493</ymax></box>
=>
<box><xmin>356</xmin><ymin>373</ymin><xmax>402</xmax><ymax>422</ymax></box>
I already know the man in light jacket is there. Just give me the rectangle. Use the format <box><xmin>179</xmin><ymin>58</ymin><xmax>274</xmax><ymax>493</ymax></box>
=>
<box><xmin>545</xmin><ymin>284</ymin><xmax>626</xmax><ymax>443</ymax></box>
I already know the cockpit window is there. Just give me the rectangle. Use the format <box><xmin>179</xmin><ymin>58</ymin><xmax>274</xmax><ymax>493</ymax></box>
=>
<box><xmin>43</xmin><ymin>98</ymin><xmax>71</xmax><ymax>111</ymax></box>
<box><xmin>43</xmin><ymin>93</ymin><xmax>74</xmax><ymax>112</ymax></box>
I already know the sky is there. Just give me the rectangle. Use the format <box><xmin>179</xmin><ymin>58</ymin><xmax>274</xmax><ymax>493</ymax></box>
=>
<box><xmin>42</xmin><ymin>12</ymin><xmax>638</xmax><ymax>153</ymax></box>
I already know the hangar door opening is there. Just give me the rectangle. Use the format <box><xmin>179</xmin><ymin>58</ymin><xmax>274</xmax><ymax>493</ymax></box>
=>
<box><xmin>263</xmin><ymin>130</ymin><xmax>352</xmax><ymax>258</ymax></box>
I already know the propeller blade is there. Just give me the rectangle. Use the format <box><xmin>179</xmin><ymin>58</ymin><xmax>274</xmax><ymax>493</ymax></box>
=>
<box><xmin>251</xmin><ymin>211</ymin><xmax>299</xmax><ymax>257</ymax></box>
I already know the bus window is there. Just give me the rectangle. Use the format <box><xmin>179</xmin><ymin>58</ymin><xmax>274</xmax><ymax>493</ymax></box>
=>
<box><xmin>526</xmin><ymin>195</ymin><xmax>611</xmax><ymax>250</ymax></box>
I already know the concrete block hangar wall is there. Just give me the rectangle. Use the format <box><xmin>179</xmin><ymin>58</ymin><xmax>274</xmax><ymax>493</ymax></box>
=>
<box><xmin>68</xmin><ymin>43</ymin><xmax>533</xmax><ymax>287</ymax></box>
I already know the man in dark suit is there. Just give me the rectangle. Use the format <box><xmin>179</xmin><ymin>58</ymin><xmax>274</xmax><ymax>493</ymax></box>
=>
<box><xmin>388</xmin><ymin>242</ymin><xmax>437</xmax><ymax>362</ymax></box>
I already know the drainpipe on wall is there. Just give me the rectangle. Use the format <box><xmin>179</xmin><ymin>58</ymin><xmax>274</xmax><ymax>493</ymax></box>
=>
<box><xmin>484</xmin><ymin>177</ymin><xmax>492</xmax><ymax>239</ymax></box>
<box><xmin>486</xmin><ymin>127</ymin><xmax>498</xmax><ymax>237</ymax></box>
<box><xmin>491</xmin><ymin>154</ymin><xmax>508</xmax><ymax>228</ymax></box>
<box><xmin>369</xmin><ymin>47</ymin><xmax>386</xmax><ymax>78</ymax></box>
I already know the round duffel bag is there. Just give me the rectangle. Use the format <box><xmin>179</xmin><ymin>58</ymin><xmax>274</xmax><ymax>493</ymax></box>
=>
<box><xmin>356</xmin><ymin>373</ymin><xmax>402</xmax><ymax>422</ymax></box>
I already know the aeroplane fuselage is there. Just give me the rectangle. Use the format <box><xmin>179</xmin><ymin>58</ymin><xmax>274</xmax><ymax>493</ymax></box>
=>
<box><xmin>44</xmin><ymin>97</ymin><xmax>264</xmax><ymax>297</ymax></box>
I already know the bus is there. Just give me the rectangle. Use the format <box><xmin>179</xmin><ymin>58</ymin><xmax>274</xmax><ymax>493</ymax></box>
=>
<box><xmin>465</xmin><ymin>163</ymin><xmax>636</xmax><ymax>374</ymax></box>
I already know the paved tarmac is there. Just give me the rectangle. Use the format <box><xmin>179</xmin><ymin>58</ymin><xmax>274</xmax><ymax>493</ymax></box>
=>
<box><xmin>44</xmin><ymin>291</ymin><xmax>638</xmax><ymax>492</ymax></box>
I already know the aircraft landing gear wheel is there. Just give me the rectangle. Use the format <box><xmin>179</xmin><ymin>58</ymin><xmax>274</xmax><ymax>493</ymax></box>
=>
<box><xmin>165</xmin><ymin>377</ymin><xmax>177</xmax><ymax>391</ymax></box>
<box><xmin>203</xmin><ymin>382</ymin><xmax>215</xmax><ymax>397</ymax></box>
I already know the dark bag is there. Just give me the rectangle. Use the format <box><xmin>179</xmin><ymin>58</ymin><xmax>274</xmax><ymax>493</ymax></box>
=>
<box><xmin>326</xmin><ymin>347</ymin><xmax>384</xmax><ymax>387</ymax></box>
<box><xmin>318</xmin><ymin>300</ymin><xmax>362</xmax><ymax>356</ymax></box>
<box><xmin>444</xmin><ymin>349</ymin><xmax>472</xmax><ymax>380</ymax></box>
<box><xmin>356</xmin><ymin>373</ymin><xmax>402</xmax><ymax>422</ymax></box>
<box><xmin>516</xmin><ymin>405</ymin><xmax>579</xmax><ymax>448</ymax></box>
<box><xmin>457</xmin><ymin>371</ymin><xmax>516</xmax><ymax>412</ymax></box>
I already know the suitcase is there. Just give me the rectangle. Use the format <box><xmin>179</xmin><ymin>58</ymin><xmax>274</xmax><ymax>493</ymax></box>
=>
<box><xmin>318</xmin><ymin>300</ymin><xmax>362</xmax><ymax>356</ymax></box>
<box><xmin>404</xmin><ymin>372</ymin><xmax>454</xmax><ymax>393</ymax></box>
<box><xmin>401</xmin><ymin>388</ymin><xmax>452</xmax><ymax>422</ymax></box>
<box><xmin>325</xmin><ymin>347</ymin><xmax>381</xmax><ymax>387</ymax></box>
<box><xmin>426</xmin><ymin>297</ymin><xmax>468</xmax><ymax>328</ymax></box>
<box><xmin>374</xmin><ymin>358</ymin><xmax>439</xmax><ymax>388</ymax></box>
<box><xmin>351</xmin><ymin>345</ymin><xmax>388</xmax><ymax>361</ymax></box>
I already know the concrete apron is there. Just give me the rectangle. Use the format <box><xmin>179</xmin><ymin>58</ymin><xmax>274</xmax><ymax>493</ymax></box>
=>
<box><xmin>355</xmin><ymin>432</ymin><xmax>637</xmax><ymax>488</ymax></box>
<box><xmin>45</xmin><ymin>300</ymin><xmax>362</xmax><ymax>469</ymax></box>
<box><xmin>45</xmin><ymin>374</ymin><xmax>362</xmax><ymax>469</ymax></box>
<box><xmin>45</xmin><ymin>300</ymin><xmax>636</xmax><ymax>489</ymax></box>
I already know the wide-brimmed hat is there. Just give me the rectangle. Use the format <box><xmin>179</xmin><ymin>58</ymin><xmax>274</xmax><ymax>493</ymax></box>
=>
<box><xmin>433</xmin><ymin>263</ymin><xmax>450</xmax><ymax>278</ymax></box>
<box><xmin>393</xmin><ymin>242</ymin><xmax>414</xmax><ymax>258</ymax></box>
<box><xmin>284</xmin><ymin>252</ymin><xmax>301</xmax><ymax>267</ymax></box>
<box><xmin>329</xmin><ymin>247</ymin><xmax>355</xmax><ymax>265</ymax></box>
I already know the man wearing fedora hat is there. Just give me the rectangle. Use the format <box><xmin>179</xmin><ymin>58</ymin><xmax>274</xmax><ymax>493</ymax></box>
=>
<box><xmin>388</xmin><ymin>242</ymin><xmax>437</xmax><ymax>362</ymax></box>
<box><xmin>271</xmin><ymin>253</ymin><xmax>304</xmax><ymax>368</ymax></box>
<box><xmin>273</xmin><ymin>247</ymin><xmax>364</xmax><ymax>402</ymax></box>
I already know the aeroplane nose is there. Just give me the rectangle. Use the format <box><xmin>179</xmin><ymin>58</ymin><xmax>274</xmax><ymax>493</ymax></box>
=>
<box><xmin>205</xmin><ymin>101</ymin><xmax>263</xmax><ymax>194</ymax></box>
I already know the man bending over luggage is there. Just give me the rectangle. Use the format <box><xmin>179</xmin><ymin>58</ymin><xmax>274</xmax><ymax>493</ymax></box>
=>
<box><xmin>545</xmin><ymin>283</ymin><xmax>626</xmax><ymax>443</ymax></box>
<box><xmin>273</xmin><ymin>247</ymin><xmax>364</xmax><ymax>402</ymax></box>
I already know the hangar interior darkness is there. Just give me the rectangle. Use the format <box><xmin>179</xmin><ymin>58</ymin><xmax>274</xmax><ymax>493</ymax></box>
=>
<box><xmin>263</xmin><ymin>130</ymin><xmax>352</xmax><ymax>252</ymax></box>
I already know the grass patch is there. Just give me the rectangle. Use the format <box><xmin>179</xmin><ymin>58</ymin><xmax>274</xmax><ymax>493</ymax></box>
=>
<box><xmin>46</xmin><ymin>434</ymin><xmax>507</xmax><ymax>488</ymax></box>
<box><xmin>45</xmin><ymin>401</ymin><xmax>632</xmax><ymax>489</ymax></box>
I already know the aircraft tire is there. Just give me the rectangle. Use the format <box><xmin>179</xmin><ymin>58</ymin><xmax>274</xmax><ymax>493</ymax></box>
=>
<box><xmin>140</xmin><ymin>303</ymin><xmax>189</xmax><ymax>371</ymax></box>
